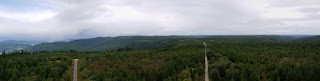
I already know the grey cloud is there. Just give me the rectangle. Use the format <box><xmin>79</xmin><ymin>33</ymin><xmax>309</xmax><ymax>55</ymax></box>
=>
<box><xmin>267</xmin><ymin>0</ymin><xmax>320</xmax><ymax>7</ymax></box>
<box><xmin>0</xmin><ymin>0</ymin><xmax>320</xmax><ymax>41</ymax></box>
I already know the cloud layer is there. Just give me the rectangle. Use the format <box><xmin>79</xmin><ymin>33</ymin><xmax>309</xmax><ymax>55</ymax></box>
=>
<box><xmin>0</xmin><ymin>0</ymin><xmax>319</xmax><ymax>41</ymax></box>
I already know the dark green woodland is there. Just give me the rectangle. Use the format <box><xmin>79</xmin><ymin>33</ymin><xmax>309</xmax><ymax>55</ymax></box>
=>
<box><xmin>1</xmin><ymin>35</ymin><xmax>320</xmax><ymax>81</ymax></box>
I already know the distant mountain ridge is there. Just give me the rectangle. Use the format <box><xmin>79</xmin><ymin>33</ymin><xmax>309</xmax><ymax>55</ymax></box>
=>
<box><xmin>293</xmin><ymin>35</ymin><xmax>320</xmax><ymax>42</ymax></box>
<box><xmin>26</xmin><ymin>36</ymin><xmax>183</xmax><ymax>52</ymax></box>
<box><xmin>0</xmin><ymin>40</ymin><xmax>44</xmax><ymax>53</ymax></box>
<box><xmin>25</xmin><ymin>35</ymin><xmax>320</xmax><ymax>52</ymax></box>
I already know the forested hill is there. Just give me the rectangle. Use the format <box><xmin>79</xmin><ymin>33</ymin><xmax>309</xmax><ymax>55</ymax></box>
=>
<box><xmin>2</xmin><ymin>35</ymin><xmax>320</xmax><ymax>81</ymax></box>
<box><xmin>293</xmin><ymin>35</ymin><xmax>320</xmax><ymax>42</ymax></box>
<box><xmin>205</xmin><ymin>35</ymin><xmax>296</xmax><ymax>42</ymax></box>
<box><xmin>26</xmin><ymin>36</ymin><xmax>183</xmax><ymax>51</ymax></box>
<box><xmin>25</xmin><ymin>35</ymin><xmax>314</xmax><ymax>52</ymax></box>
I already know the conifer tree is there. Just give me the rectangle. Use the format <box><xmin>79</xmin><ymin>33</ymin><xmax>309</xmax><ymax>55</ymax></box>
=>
<box><xmin>2</xmin><ymin>50</ymin><xmax>6</xmax><ymax>56</ymax></box>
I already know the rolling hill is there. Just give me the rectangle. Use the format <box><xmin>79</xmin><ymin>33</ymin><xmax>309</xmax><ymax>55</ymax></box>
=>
<box><xmin>293</xmin><ymin>35</ymin><xmax>320</xmax><ymax>42</ymax></box>
<box><xmin>25</xmin><ymin>35</ymin><xmax>310</xmax><ymax>52</ymax></box>
<box><xmin>26</xmin><ymin>36</ymin><xmax>183</xmax><ymax>51</ymax></box>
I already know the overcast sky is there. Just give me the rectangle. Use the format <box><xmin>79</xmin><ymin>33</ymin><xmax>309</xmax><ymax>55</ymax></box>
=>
<box><xmin>0</xmin><ymin>0</ymin><xmax>319</xmax><ymax>41</ymax></box>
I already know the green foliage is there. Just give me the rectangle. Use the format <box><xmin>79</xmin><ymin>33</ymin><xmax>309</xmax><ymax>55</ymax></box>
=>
<box><xmin>204</xmin><ymin>38</ymin><xmax>320</xmax><ymax>81</ymax></box>
<box><xmin>1</xmin><ymin>35</ymin><xmax>320</xmax><ymax>81</ymax></box>
<box><xmin>293</xmin><ymin>35</ymin><xmax>320</xmax><ymax>42</ymax></box>
<box><xmin>27</xmin><ymin>36</ymin><xmax>182</xmax><ymax>52</ymax></box>
<box><xmin>76</xmin><ymin>43</ymin><xmax>205</xmax><ymax>81</ymax></box>
<box><xmin>0</xmin><ymin>52</ymin><xmax>73</xmax><ymax>81</ymax></box>
<box><xmin>2</xmin><ymin>50</ymin><xmax>6</xmax><ymax>56</ymax></box>
<box><xmin>178</xmin><ymin>68</ymin><xmax>192</xmax><ymax>81</ymax></box>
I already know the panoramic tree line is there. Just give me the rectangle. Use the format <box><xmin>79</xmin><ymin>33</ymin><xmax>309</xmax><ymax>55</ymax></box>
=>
<box><xmin>1</xmin><ymin>36</ymin><xmax>320</xmax><ymax>81</ymax></box>
<box><xmin>0</xmin><ymin>39</ymin><xmax>206</xmax><ymax>81</ymax></box>
<box><xmin>203</xmin><ymin>39</ymin><xmax>320</xmax><ymax>81</ymax></box>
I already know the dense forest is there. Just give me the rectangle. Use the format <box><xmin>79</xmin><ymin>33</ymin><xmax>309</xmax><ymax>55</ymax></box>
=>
<box><xmin>1</xmin><ymin>36</ymin><xmax>320</xmax><ymax>81</ymax></box>
<box><xmin>26</xmin><ymin>36</ymin><xmax>183</xmax><ymax>52</ymax></box>
<box><xmin>202</xmin><ymin>38</ymin><xmax>320</xmax><ymax>81</ymax></box>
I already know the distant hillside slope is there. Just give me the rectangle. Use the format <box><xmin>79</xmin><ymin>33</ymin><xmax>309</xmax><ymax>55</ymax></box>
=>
<box><xmin>0</xmin><ymin>40</ymin><xmax>43</xmax><ymax>52</ymax></box>
<box><xmin>26</xmin><ymin>35</ymin><xmax>301</xmax><ymax>52</ymax></box>
<box><xmin>293</xmin><ymin>35</ymin><xmax>320</xmax><ymax>42</ymax></box>
<box><xmin>26</xmin><ymin>36</ymin><xmax>182</xmax><ymax>51</ymax></box>
<box><xmin>202</xmin><ymin>35</ymin><xmax>296</xmax><ymax>42</ymax></box>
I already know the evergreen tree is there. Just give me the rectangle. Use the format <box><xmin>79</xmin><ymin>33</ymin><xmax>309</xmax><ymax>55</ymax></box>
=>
<box><xmin>2</xmin><ymin>50</ymin><xmax>6</xmax><ymax>56</ymax></box>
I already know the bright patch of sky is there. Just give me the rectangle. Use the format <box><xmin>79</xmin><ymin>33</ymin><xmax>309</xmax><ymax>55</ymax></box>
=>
<box><xmin>0</xmin><ymin>0</ymin><xmax>56</xmax><ymax>11</ymax></box>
